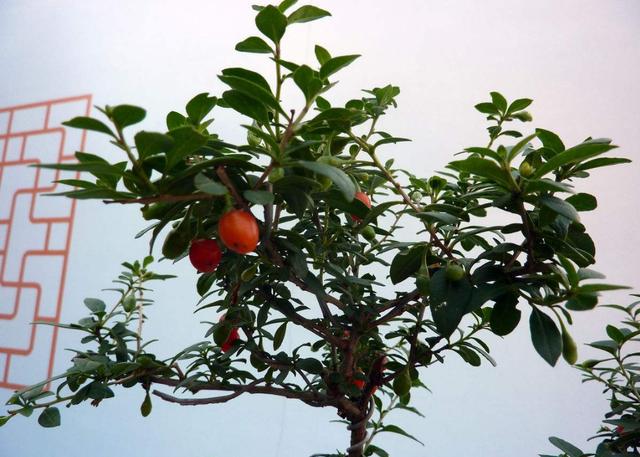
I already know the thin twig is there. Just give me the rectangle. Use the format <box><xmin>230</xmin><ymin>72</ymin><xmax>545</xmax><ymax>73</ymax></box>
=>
<box><xmin>104</xmin><ymin>192</ymin><xmax>216</xmax><ymax>205</ymax></box>
<box><xmin>216</xmin><ymin>166</ymin><xmax>248</xmax><ymax>210</ymax></box>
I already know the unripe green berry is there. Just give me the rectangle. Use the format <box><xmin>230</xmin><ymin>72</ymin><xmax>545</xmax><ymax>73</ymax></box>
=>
<box><xmin>445</xmin><ymin>263</ymin><xmax>465</xmax><ymax>282</ymax></box>
<box><xmin>562</xmin><ymin>328</ymin><xmax>578</xmax><ymax>365</ymax></box>
<box><xmin>416</xmin><ymin>274</ymin><xmax>431</xmax><ymax>296</ymax></box>
<box><xmin>519</xmin><ymin>161</ymin><xmax>534</xmax><ymax>177</ymax></box>
<box><xmin>361</xmin><ymin>225</ymin><xmax>376</xmax><ymax>241</ymax></box>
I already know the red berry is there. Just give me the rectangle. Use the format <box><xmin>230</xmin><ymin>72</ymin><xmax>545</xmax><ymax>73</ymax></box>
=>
<box><xmin>218</xmin><ymin>210</ymin><xmax>260</xmax><ymax>254</ymax></box>
<box><xmin>351</xmin><ymin>370</ymin><xmax>377</xmax><ymax>394</ymax></box>
<box><xmin>188</xmin><ymin>239</ymin><xmax>222</xmax><ymax>273</ymax></box>
<box><xmin>221</xmin><ymin>327</ymin><xmax>240</xmax><ymax>353</ymax></box>
<box><xmin>616</xmin><ymin>425</ymin><xmax>625</xmax><ymax>435</ymax></box>
<box><xmin>352</xmin><ymin>370</ymin><xmax>366</xmax><ymax>390</ymax></box>
<box><xmin>351</xmin><ymin>191</ymin><xmax>372</xmax><ymax>222</ymax></box>
<box><xmin>219</xmin><ymin>313</ymin><xmax>241</xmax><ymax>353</ymax></box>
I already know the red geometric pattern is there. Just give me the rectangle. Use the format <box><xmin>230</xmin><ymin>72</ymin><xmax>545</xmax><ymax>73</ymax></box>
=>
<box><xmin>0</xmin><ymin>95</ymin><xmax>91</xmax><ymax>390</ymax></box>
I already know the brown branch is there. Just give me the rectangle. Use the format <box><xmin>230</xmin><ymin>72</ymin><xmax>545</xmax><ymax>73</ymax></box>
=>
<box><xmin>153</xmin><ymin>386</ymin><xmax>248</xmax><ymax>406</ymax></box>
<box><xmin>254</xmin><ymin>161</ymin><xmax>275</xmax><ymax>190</ymax></box>
<box><xmin>216</xmin><ymin>166</ymin><xmax>249</xmax><ymax>210</ymax></box>
<box><xmin>371</xmin><ymin>290</ymin><xmax>421</xmax><ymax>327</ymax></box>
<box><xmin>516</xmin><ymin>198</ymin><xmax>536</xmax><ymax>272</ymax></box>
<box><xmin>149</xmin><ymin>376</ymin><xmax>332</xmax><ymax>406</ymax></box>
<box><xmin>104</xmin><ymin>192</ymin><xmax>216</xmax><ymax>205</ymax></box>
<box><xmin>407</xmin><ymin>301</ymin><xmax>427</xmax><ymax>368</ymax></box>
<box><xmin>262</xmin><ymin>183</ymin><xmax>274</xmax><ymax>243</ymax></box>
<box><xmin>350</xmin><ymin>133</ymin><xmax>454</xmax><ymax>260</ymax></box>
<box><xmin>263</xmin><ymin>238</ymin><xmax>346</xmax><ymax>311</ymax></box>
<box><xmin>256</xmin><ymin>286</ymin><xmax>343</xmax><ymax>347</ymax></box>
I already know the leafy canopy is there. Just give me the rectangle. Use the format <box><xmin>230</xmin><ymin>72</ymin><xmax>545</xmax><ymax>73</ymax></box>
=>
<box><xmin>3</xmin><ymin>2</ymin><xmax>630</xmax><ymax>456</ymax></box>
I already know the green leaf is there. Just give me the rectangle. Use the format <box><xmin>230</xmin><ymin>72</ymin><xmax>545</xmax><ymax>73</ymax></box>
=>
<box><xmin>255</xmin><ymin>5</ymin><xmax>287</xmax><ymax>43</ymax></box>
<box><xmin>297</xmin><ymin>357</ymin><xmax>323</xmax><ymax>374</ymax></box>
<box><xmin>358</xmin><ymin>201</ymin><xmax>398</xmax><ymax>227</ymax></box>
<box><xmin>134</xmin><ymin>131</ymin><xmax>174</xmax><ymax>159</ymax></box>
<box><xmin>389</xmin><ymin>245</ymin><xmax>426</xmax><ymax>285</ymax></box>
<box><xmin>0</xmin><ymin>415</ymin><xmax>11</xmax><ymax>427</ymax></box>
<box><xmin>430</xmin><ymin>269</ymin><xmax>473</xmax><ymax>337</ymax></box>
<box><xmin>565</xmin><ymin>193</ymin><xmax>597</xmax><ymax>212</ymax></box>
<box><xmin>536</xmin><ymin>128</ymin><xmax>565</xmax><ymax>153</ymax></box>
<box><xmin>523</xmin><ymin>179</ymin><xmax>573</xmax><ymax>194</ymax></box>
<box><xmin>507</xmin><ymin>98</ymin><xmax>533</xmax><ymax>114</ymax></box>
<box><xmin>186</xmin><ymin>93</ymin><xmax>217</xmax><ymax>124</ymax></box>
<box><xmin>84</xmin><ymin>298</ymin><xmax>106</xmax><ymax>313</ymax></box>
<box><xmin>507</xmin><ymin>132</ymin><xmax>537</xmax><ymax>162</ymax></box>
<box><xmin>374</xmin><ymin>137</ymin><xmax>411</xmax><ymax>148</ymax></box>
<box><xmin>194</xmin><ymin>173</ymin><xmax>228</xmax><ymax>195</ymax></box>
<box><xmin>490</xmin><ymin>91</ymin><xmax>507</xmax><ymax>112</ymax></box>
<box><xmin>278</xmin><ymin>0</ymin><xmax>298</xmax><ymax>12</ymax></box>
<box><xmin>606</xmin><ymin>325</ymin><xmax>624</xmax><ymax>343</ymax></box>
<box><xmin>111</xmin><ymin>104</ymin><xmax>146</xmax><ymax>129</ymax></box>
<box><xmin>62</xmin><ymin>116</ymin><xmax>115</xmax><ymax>137</ymax></box>
<box><xmin>37</xmin><ymin>407</ymin><xmax>61</xmax><ymax>428</ymax></box>
<box><xmin>222</xmin><ymin>90</ymin><xmax>269</xmax><ymax>124</ymax></box>
<box><xmin>165</xmin><ymin>126</ymin><xmax>209</xmax><ymax>170</ymax></box>
<box><xmin>448</xmin><ymin>157</ymin><xmax>513</xmax><ymax>189</ymax></box>
<box><xmin>319</xmin><ymin>54</ymin><xmax>360</xmax><ymax>80</ymax></box>
<box><xmin>588</xmin><ymin>339</ymin><xmax>618</xmax><ymax>355</ymax></box>
<box><xmin>166</xmin><ymin>111</ymin><xmax>187</xmax><ymax>130</ymax></box>
<box><xmin>37</xmin><ymin>160</ymin><xmax>126</xmax><ymax>179</ymax></box>
<box><xmin>367</xmin><ymin>445</ymin><xmax>390</xmax><ymax>457</ymax></box>
<box><xmin>294</xmin><ymin>161</ymin><xmax>355</xmax><ymax>201</ymax></box>
<box><xmin>314</xmin><ymin>45</ymin><xmax>331</xmax><ymax>65</ymax></box>
<box><xmin>288</xmin><ymin>5</ymin><xmax>331</xmax><ymax>23</ymax></box>
<box><xmin>457</xmin><ymin>346</ymin><xmax>482</xmax><ymax>366</ymax></box>
<box><xmin>235</xmin><ymin>36</ymin><xmax>273</xmax><ymax>54</ymax></box>
<box><xmin>573</xmin><ymin>157</ymin><xmax>630</xmax><ymax>172</ymax></box>
<box><xmin>293</xmin><ymin>65</ymin><xmax>322</xmax><ymax>101</ymax></box>
<box><xmin>532</xmin><ymin>139</ymin><xmax>617</xmax><ymax>179</ymax></box>
<box><xmin>548</xmin><ymin>437</ymin><xmax>584</xmax><ymax>457</ymax></box>
<box><xmin>273</xmin><ymin>322</ymin><xmax>287</xmax><ymax>350</ymax></box>
<box><xmin>474</xmin><ymin>102</ymin><xmax>498</xmax><ymax>115</ymax></box>
<box><xmin>577</xmin><ymin>283</ymin><xmax>630</xmax><ymax>293</ymax></box>
<box><xmin>219</xmin><ymin>72</ymin><xmax>279</xmax><ymax>112</ymax></box>
<box><xmin>490</xmin><ymin>294</ymin><xmax>521</xmax><ymax>336</ymax></box>
<box><xmin>416</xmin><ymin>211</ymin><xmax>458</xmax><ymax>225</ymax></box>
<box><xmin>529</xmin><ymin>308</ymin><xmax>562</xmax><ymax>366</ymax></box>
<box><xmin>244</xmin><ymin>190</ymin><xmax>274</xmax><ymax>205</ymax></box>
<box><xmin>539</xmin><ymin>195</ymin><xmax>580</xmax><ymax>222</ymax></box>
<box><xmin>379</xmin><ymin>424</ymin><xmax>424</xmax><ymax>445</ymax></box>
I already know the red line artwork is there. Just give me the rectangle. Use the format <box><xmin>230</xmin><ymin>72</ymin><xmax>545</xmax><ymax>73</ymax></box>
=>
<box><xmin>0</xmin><ymin>95</ymin><xmax>92</xmax><ymax>390</ymax></box>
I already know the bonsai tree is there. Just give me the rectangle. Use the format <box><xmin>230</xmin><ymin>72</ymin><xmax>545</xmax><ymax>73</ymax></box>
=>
<box><xmin>545</xmin><ymin>299</ymin><xmax>640</xmax><ymax>457</ymax></box>
<box><xmin>1</xmin><ymin>3</ymin><xmax>631</xmax><ymax>456</ymax></box>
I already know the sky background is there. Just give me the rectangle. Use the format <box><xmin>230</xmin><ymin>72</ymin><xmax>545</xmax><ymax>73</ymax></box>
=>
<box><xmin>1</xmin><ymin>1</ymin><xmax>639</xmax><ymax>456</ymax></box>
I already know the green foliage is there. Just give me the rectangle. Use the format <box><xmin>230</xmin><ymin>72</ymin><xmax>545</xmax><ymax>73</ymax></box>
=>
<box><xmin>8</xmin><ymin>3</ymin><xmax>631</xmax><ymax>457</ymax></box>
<box><xmin>2</xmin><ymin>259</ymin><xmax>174</xmax><ymax>428</ymax></box>
<box><xmin>546</xmin><ymin>300</ymin><xmax>640</xmax><ymax>457</ymax></box>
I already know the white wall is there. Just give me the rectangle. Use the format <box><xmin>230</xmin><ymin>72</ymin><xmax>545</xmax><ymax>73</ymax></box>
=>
<box><xmin>1</xmin><ymin>1</ymin><xmax>639</xmax><ymax>456</ymax></box>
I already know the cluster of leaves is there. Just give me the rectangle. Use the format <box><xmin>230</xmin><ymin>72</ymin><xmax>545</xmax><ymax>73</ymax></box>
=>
<box><xmin>2</xmin><ymin>2</ymin><xmax>631</xmax><ymax>456</ymax></box>
<box><xmin>0</xmin><ymin>258</ymin><xmax>174</xmax><ymax>428</ymax></box>
<box><xmin>545</xmin><ymin>299</ymin><xmax>640</xmax><ymax>457</ymax></box>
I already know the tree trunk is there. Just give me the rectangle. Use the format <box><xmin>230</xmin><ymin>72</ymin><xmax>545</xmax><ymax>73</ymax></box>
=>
<box><xmin>347</xmin><ymin>414</ymin><xmax>368</xmax><ymax>457</ymax></box>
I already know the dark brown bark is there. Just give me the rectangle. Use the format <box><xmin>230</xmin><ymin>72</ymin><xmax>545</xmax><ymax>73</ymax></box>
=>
<box><xmin>348</xmin><ymin>418</ymin><xmax>367</xmax><ymax>457</ymax></box>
